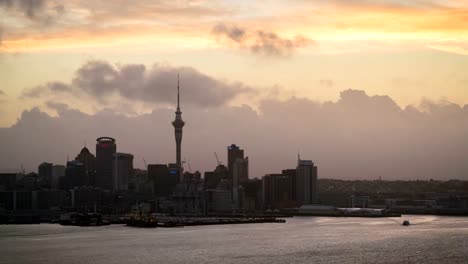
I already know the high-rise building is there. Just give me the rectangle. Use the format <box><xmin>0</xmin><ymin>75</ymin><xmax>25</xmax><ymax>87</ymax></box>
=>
<box><xmin>38</xmin><ymin>162</ymin><xmax>53</xmax><ymax>185</ymax></box>
<box><xmin>65</xmin><ymin>160</ymin><xmax>86</xmax><ymax>190</ymax></box>
<box><xmin>113</xmin><ymin>153</ymin><xmax>133</xmax><ymax>191</ymax></box>
<box><xmin>148</xmin><ymin>164</ymin><xmax>178</xmax><ymax>197</ymax></box>
<box><xmin>227</xmin><ymin>144</ymin><xmax>244</xmax><ymax>180</ymax></box>
<box><xmin>95</xmin><ymin>137</ymin><xmax>116</xmax><ymax>191</ymax></box>
<box><xmin>262</xmin><ymin>174</ymin><xmax>293</xmax><ymax>209</ymax></box>
<box><xmin>232</xmin><ymin>157</ymin><xmax>248</xmax><ymax>206</ymax></box>
<box><xmin>76</xmin><ymin>146</ymin><xmax>96</xmax><ymax>185</ymax></box>
<box><xmin>282</xmin><ymin>169</ymin><xmax>297</xmax><ymax>201</ymax></box>
<box><xmin>51</xmin><ymin>165</ymin><xmax>66</xmax><ymax>189</ymax></box>
<box><xmin>75</xmin><ymin>147</ymin><xmax>96</xmax><ymax>172</ymax></box>
<box><xmin>296</xmin><ymin>158</ymin><xmax>318</xmax><ymax>205</ymax></box>
<box><xmin>172</xmin><ymin>75</ymin><xmax>185</xmax><ymax>182</ymax></box>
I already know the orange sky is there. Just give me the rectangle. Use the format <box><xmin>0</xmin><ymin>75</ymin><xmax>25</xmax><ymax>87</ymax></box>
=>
<box><xmin>1</xmin><ymin>0</ymin><xmax>468</xmax><ymax>127</ymax></box>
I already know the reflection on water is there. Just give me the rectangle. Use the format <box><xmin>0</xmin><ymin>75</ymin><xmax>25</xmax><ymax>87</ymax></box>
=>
<box><xmin>1</xmin><ymin>215</ymin><xmax>467</xmax><ymax>264</ymax></box>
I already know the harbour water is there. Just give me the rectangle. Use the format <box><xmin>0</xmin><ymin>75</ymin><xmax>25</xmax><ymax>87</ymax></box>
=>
<box><xmin>1</xmin><ymin>215</ymin><xmax>467</xmax><ymax>263</ymax></box>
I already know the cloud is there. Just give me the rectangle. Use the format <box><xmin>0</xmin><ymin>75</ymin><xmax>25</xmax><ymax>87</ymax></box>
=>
<box><xmin>2</xmin><ymin>89</ymin><xmax>467</xmax><ymax>181</ymax></box>
<box><xmin>0</xmin><ymin>0</ymin><xmax>46</xmax><ymax>19</ymax></box>
<box><xmin>212</xmin><ymin>23</ymin><xmax>313</xmax><ymax>57</ymax></box>
<box><xmin>45</xmin><ymin>101</ymin><xmax>68</xmax><ymax>113</ymax></box>
<box><xmin>21</xmin><ymin>60</ymin><xmax>253</xmax><ymax>107</ymax></box>
<box><xmin>319</xmin><ymin>79</ymin><xmax>334</xmax><ymax>88</ymax></box>
<box><xmin>20</xmin><ymin>81</ymin><xmax>70</xmax><ymax>99</ymax></box>
<box><xmin>0</xmin><ymin>90</ymin><xmax>5</xmax><ymax>96</ymax></box>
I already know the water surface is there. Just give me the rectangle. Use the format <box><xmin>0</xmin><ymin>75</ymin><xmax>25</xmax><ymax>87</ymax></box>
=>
<box><xmin>1</xmin><ymin>215</ymin><xmax>467</xmax><ymax>263</ymax></box>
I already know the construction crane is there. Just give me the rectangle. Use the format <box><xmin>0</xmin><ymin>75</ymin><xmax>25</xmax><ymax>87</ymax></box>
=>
<box><xmin>214</xmin><ymin>152</ymin><xmax>222</xmax><ymax>166</ymax></box>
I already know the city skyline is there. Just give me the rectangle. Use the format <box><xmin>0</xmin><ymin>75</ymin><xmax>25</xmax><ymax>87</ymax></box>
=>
<box><xmin>0</xmin><ymin>86</ymin><xmax>466</xmax><ymax>180</ymax></box>
<box><xmin>1</xmin><ymin>0</ymin><xmax>467</xmax><ymax>180</ymax></box>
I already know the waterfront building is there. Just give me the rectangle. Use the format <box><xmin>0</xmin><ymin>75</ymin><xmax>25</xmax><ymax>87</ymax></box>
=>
<box><xmin>75</xmin><ymin>146</ymin><xmax>96</xmax><ymax>185</ymax></box>
<box><xmin>262</xmin><ymin>174</ymin><xmax>293</xmax><ymax>209</ymax></box>
<box><xmin>70</xmin><ymin>186</ymin><xmax>110</xmax><ymax>211</ymax></box>
<box><xmin>95</xmin><ymin>137</ymin><xmax>116</xmax><ymax>190</ymax></box>
<box><xmin>112</xmin><ymin>153</ymin><xmax>133</xmax><ymax>191</ymax></box>
<box><xmin>282</xmin><ymin>169</ymin><xmax>297</xmax><ymax>201</ymax></box>
<box><xmin>65</xmin><ymin>160</ymin><xmax>87</xmax><ymax>190</ymax></box>
<box><xmin>232</xmin><ymin>157</ymin><xmax>248</xmax><ymax>206</ymax></box>
<box><xmin>227</xmin><ymin>144</ymin><xmax>244</xmax><ymax>181</ymax></box>
<box><xmin>296</xmin><ymin>158</ymin><xmax>318</xmax><ymax>205</ymax></box>
<box><xmin>38</xmin><ymin>162</ymin><xmax>53</xmax><ymax>186</ymax></box>
<box><xmin>0</xmin><ymin>173</ymin><xmax>16</xmax><ymax>191</ymax></box>
<box><xmin>148</xmin><ymin>164</ymin><xmax>178</xmax><ymax>197</ymax></box>
<box><xmin>51</xmin><ymin>165</ymin><xmax>66</xmax><ymax>190</ymax></box>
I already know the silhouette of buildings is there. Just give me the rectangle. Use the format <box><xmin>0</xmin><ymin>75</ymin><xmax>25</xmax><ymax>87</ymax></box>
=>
<box><xmin>95</xmin><ymin>137</ymin><xmax>116</xmax><ymax>190</ymax></box>
<box><xmin>75</xmin><ymin>146</ymin><xmax>96</xmax><ymax>185</ymax></box>
<box><xmin>51</xmin><ymin>165</ymin><xmax>65</xmax><ymax>189</ymax></box>
<box><xmin>172</xmin><ymin>75</ymin><xmax>185</xmax><ymax>182</ymax></box>
<box><xmin>0</xmin><ymin>173</ymin><xmax>16</xmax><ymax>191</ymax></box>
<box><xmin>148</xmin><ymin>164</ymin><xmax>178</xmax><ymax>197</ymax></box>
<box><xmin>262</xmin><ymin>174</ymin><xmax>294</xmax><ymax>209</ymax></box>
<box><xmin>113</xmin><ymin>153</ymin><xmax>133</xmax><ymax>191</ymax></box>
<box><xmin>232</xmin><ymin>157</ymin><xmax>248</xmax><ymax>206</ymax></box>
<box><xmin>227</xmin><ymin>144</ymin><xmax>244</xmax><ymax>180</ymax></box>
<box><xmin>296</xmin><ymin>158</ymin><xmax>318</xmax><ymax>205</ymax></box>
<box><xmin>38</xmin><ymin>162</ymin><xmax>53</xmax><ymax>186</ymax></box>
<box><xmin>64</xmin><ymin>160</ymin><xmax>86</xmax><ymax>190</ymax></box>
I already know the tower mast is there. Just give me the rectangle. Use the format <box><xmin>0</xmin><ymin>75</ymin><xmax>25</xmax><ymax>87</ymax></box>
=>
<box><xmin>172</xmin><ymin>74</ymin><xmax>185</xmax><ymax>182</ymax></box>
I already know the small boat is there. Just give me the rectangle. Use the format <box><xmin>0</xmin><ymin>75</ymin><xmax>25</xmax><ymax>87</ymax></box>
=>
<box><xmin>402</xmin><ymin>220</ymin><xmax>410</xmax><ymax>226</ymax></box>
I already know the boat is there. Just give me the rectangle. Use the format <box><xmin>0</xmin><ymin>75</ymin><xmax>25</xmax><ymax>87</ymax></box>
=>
<box><xmin>402</xmin><ymin>220</ymin><xmax>411</xmax><ymax>226</ymax></box>
<box><xmin>59</xmin><ymin>212</ymin><xmax>110</xmax><ymax>226</ymax></box>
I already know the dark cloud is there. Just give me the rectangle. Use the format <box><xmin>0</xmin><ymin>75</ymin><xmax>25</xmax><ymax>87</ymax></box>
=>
<box><xmin>0</xmin><ymin>0</ymin><xmax>46</xmax><ymax>19</ymax></box>
<box><xmin>2</xmin><ymin>90</ymin><xmax>467</xmax><ymax>181</ymax></box>
<box><xmin>212</xmin><ymin>23</ymin><xmax>312</xmax><ymax>57</ymax></box>
<box><xmin>20</xmin><ymin>81</ymin><xmax>70</xmax><ymax>99</ymax></box>
<box><xmin>23</xmin><ymin>61</ymin><xmax>252</xmax><ymax>107</ymax></box>
<box><xmin>212</xmin><ymin>23</ymin><xmax>246</xmax><ymax>42</ymax></box>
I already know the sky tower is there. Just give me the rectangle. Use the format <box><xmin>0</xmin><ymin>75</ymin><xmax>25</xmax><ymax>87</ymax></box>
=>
<box><xmin>172</xmin><ymin>74</ymin><xmax>185</xmax><ymax>181</ymax></box>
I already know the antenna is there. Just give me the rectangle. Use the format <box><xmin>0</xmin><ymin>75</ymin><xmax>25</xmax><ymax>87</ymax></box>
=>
<box><xmin>177</xmin><ymin>73</ymin><xmax>180</xmax><ymax>111</ymax></box>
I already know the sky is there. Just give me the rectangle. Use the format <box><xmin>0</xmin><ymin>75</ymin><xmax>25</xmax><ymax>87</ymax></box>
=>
<box><xmin>0</xmin><ymin>0</ymin><xmax>467</xmax><ymax>179</ymax></box>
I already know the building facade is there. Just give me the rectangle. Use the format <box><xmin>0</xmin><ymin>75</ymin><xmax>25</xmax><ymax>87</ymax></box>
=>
<box><xmin>296</xmin><ymin>159</ymin><xmax>318</xmax><ymax>205</ymax></box>
<box><xmin>95</xmin><ymin>137</ymin><xmax>116</xmax><ymax>191</ymax></box>
<box><xmin>113</xmin><ymin>153</ymin><xmax>133</xmax><ymax>191</ymax></box>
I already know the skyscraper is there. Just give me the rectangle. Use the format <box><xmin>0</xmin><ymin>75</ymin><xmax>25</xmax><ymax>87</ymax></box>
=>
<box><xmin>95</xmin><ymin>137</ymin><xmax>116</xmax><ymax>191</ymax></box>
<box><xmin>113</xmin><ymin>153</ymin><xmax>133</xmax><ymax>191</ymax></box>
<box><xmin>232</xmin><ymin>157</ymin><xmax>248</xmax><ymax>206</ymax></box>
<box><xmin>75</xmin><ymin>146</ymin><xmax>96</xmax><ymax>185</ymax></box>
<box><xmin>38</xmin><ymin>162</ymin><xmax>53</xmax><ymax>185</ymax></box>
<box><xmin>227</xmin><ymin>144</ymin><xmax>244</xmax><ymax>180</ymax></box>
<box><xmin>296</xmin><ymin>158</ymin><xmax>318</xmax><ymax>205</ymax></box>
<box><xmin>172</xmin><ymin>75</ymin><xmax>185</xmax><ymax>182</ymax></box>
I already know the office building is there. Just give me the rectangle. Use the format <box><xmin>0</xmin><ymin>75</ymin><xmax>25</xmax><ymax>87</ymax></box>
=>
<box><xmin>232</xmin><ymin>157</ymin><xmax>248</xmax><ymax>206</ymax></box>
<box><xmin>64</xmin><ymin>160</ymin><xmax>86</xmax><ymax>190</ymax></box>
<box><xmin>76</xmin><ymin>146</ymin><xmax>96</xmax><ymax>186</ymax></box>
<box><xmin>227</xmin><ymin>144</ymin><xmax>244</xmax><ymax>180</ymax></box>
<box><xmin>262</xmin><ymin>174</ymin><xmax>293</xmax><ymax>209</ymax></box>
<box><xmin>95</xmin><ymin>137</ymin><xmax>116</xmax><ymax>190</ymax></box>
<box><xmin>51</xmin><ymin>165</ymin><xmax>66</xmax><ymax>189</ymax></box>
<box><xmin>113</xmin><ymin>153</ymin><xmax>133</xmax><ymax>191</ymax></box>
<box><xmin>296</xmin><ymin>158</ymin><xmax>318</xmax><ymax>205</ymax></box>
<box><xmin>148</xmin><ymin>164</ymin><xmax>178</xmax><ymax>197</ymax></box>
<box><xmin>38</xmin><ymin>162</ymin><xmax>53</xmax><ymax>185</ymax></box>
